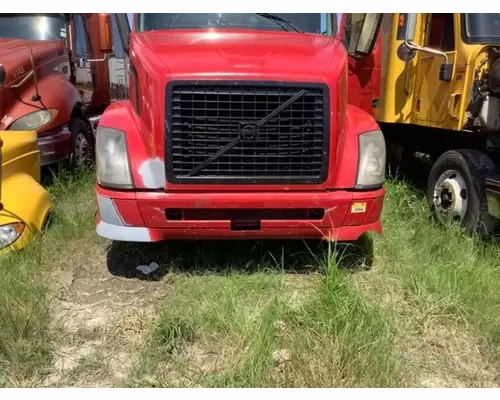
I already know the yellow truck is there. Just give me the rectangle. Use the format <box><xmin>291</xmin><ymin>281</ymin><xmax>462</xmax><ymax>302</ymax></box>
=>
<box><xmin>0</xmin><ymin>131</ymin><xmax>53</xmax><ymax>255</ymax></box>
<box><xmin>376</xmin><ymin>13</ymin><xmax>500</xmax><ymax>235</ymax></box>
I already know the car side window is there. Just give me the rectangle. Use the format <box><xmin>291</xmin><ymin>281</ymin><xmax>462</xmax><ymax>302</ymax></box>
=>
<box><xmin>427</xmin><ymin>13</ymin><xmax>455</xmax><ymax>52</ymax></box>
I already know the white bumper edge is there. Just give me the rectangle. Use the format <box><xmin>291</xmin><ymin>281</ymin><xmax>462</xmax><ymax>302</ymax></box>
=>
<box><xmin>96</xmin><ymin>221</ymin><xmax>152</xmax><ymax>242</ymax></box>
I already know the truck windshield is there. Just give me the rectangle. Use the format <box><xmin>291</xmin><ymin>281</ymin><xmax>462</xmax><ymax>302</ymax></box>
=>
<box><xmin>0</xmin><ymin>14</ymin><xmax>67</xmax><ymax>41</ymax></box>
<box><xmin>464</xmin><ymin>13</ymin><xmax>500</xmax><ymax>44</ymax></box>
<box><xmin>138</xmin><ymin>13</ymin><xmax>335</xmax><ymax>36</ymax></box>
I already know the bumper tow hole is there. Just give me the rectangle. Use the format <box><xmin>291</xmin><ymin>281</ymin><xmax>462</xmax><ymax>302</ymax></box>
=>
<box><xmin>166</xmin><ymin>209</ymin><xmax>182</xmax><ymax>220</ymax></box>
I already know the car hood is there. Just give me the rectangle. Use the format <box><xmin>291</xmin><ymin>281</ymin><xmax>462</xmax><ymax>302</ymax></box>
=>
<box><xmin>136</xmin><ymin>30</ymin><xmax>343</xmax><ymax>79</ymax></box>
<box><xmin>0</xmin><ymin>38</ymin><xmax>63</xmax><ymax>86</ymax></box>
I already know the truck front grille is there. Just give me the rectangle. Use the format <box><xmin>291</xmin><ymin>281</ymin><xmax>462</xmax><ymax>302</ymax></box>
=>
<box><xmin>165</xmin><ymin>81</ymin><xmax>330</xmax><ymax>184</ymax></box>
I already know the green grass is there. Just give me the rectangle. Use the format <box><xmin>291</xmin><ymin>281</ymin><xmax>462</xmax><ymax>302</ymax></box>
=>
<box><xmin>1</xmin><ymin>163</ymin><xmax>500</xmax><ymax>387</ymax></box>
<box><xmin>0</xmin><ymin>167</ymin><xmax>96</xmax><ymax>387</ymax></box>
<box><xmin>0</xmin><ymin>246</ymin><xmax>52</xmax><ymax>387</ymax></box>
<box><xmin>128</xmin><ymin>245</ymin><xmax>402</xmax><ymax>387</ymax></box>
<box><xmin>379</xmin><ymin>180</ymin><xmax>500</xmax><ymax>361</ymax></box>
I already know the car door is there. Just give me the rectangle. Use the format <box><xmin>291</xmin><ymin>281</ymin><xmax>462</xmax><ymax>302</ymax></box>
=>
<box><xmin>413</xmin><ymin>13</ymin><xmax>459</xmax><ymax>129</ymax></box>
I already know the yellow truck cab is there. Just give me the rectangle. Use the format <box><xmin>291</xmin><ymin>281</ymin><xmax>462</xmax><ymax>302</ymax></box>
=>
<box><xmin>377</xmin><ymin>13</ymin><xmax>500</xmax><ymax>234</ymax></box>
<box><xmin>0</xmin><ymin>131</ymin><xmax>52</xmax><ymax>254</ymax></box>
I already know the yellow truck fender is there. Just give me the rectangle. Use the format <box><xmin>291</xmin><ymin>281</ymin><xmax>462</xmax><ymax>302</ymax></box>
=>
<box><xmin>0</xmin><ymin>173</ymin><xmax>53</xmax><ymax>253</ymax></box>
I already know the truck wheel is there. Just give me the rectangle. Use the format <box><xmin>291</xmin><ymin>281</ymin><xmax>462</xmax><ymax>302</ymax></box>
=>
<box><xmin>427</xmin><ymin>149</ymin><xmax>499</xmax><ymax>235</ymax></box>
<box><xmin>69</xmin><ymin>118</ymin><xmax>94</xmax><ymax>168</ymax></box>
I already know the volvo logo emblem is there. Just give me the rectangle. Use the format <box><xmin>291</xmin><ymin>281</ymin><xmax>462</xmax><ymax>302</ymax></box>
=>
<box><xmin>240</xmin><ymin>123</ymin><xmax>259</xmax><ymax>141</ymax></box>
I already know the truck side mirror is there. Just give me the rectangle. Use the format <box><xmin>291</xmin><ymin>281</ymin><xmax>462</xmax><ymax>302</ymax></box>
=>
<box><xmin>0</xmin><ymin>64</ymin><xmax>6</xmax><ymax>87</ymax></box>
<box><xmin>397</xmin><ymin>43</ymin><xmax>417</xmax><ymax>62</ymax></box>
<box><xmin>405</xmin><ymin>13</ymin><xmax>417</xmax><ymax>42</ymax></box>
<box><xmin>98</xmin><ymin>13</ymin><xmax>113</xmax><ymax>54</ymax></box>
<box><xmin>396</xmin><ymin>14</ymin><xmax>418</xmax><ymax>63</ymax></box>
<box><xmin>114</xmin><ymin>14</ymin><xmax>131</xmax><ymax>55</ymax></box>
<box><xmin>349</xmin><ymin>13</ymin><xmax>383</xmax><ymax>56</ymax></box>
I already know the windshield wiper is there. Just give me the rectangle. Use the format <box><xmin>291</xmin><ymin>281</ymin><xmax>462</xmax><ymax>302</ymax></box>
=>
<box><xmin>255</xmin><ymin>13</ymin><xmax>302</xmax><ymax>33</ymax></box>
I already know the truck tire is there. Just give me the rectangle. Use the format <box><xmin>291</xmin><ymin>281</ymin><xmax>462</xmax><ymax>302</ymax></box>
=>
<box><xmin>426</xmin><ymin>149</ymin><xmax>499</xmax><ymax>235</ymax></box>
<box><xmin>69</xmin><ymin>117</ymin><xmax>94</xmax><ymax>169</ymax></box>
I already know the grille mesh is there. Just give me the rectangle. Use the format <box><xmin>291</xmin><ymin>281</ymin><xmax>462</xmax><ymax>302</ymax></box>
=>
<box><xmin>166</xmin><ymin>82</ymin><xmax>329</xmax><ymax>183</ymax></box>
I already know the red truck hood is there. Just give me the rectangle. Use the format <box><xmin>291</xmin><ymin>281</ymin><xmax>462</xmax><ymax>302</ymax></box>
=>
<box><xmin>0</xmin><ymin>38</ymin><xmax>63</xmax><ymax>86</ymax></box>
<box><xmin>125</xmin><ymin>30</ymin><xmax>350</xmax><ymax>192</ymax></box>
<box><xmin>137</xmin><ymin>30</ymin><xmax>342</xmax><ymax>79</ymax></box>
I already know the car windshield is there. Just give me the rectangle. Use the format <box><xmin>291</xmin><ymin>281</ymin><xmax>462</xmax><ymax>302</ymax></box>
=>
<box><xmin>0</xmin><ymin>14</ymin><xmax>67</xmax><ymax>41</ymax></box>
<box><xmin>464</xmin><ymin>13</ymin><xmax>500</xmax><ymax>44</ymax></box>
<box><xmin>138</xmin><ymin>13</ymin><xmax>335</xmax><ymax>36</ymax></box>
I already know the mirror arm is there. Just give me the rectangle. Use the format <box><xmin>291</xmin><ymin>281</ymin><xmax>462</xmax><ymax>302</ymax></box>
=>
<box><xmin>86</xmin><ymin>53</ymin><xmax>113</xmax><ymax>63</ymax></box>
<box><xmin>77</xmin><ymin>52</ymin><xmax>114</xmax><ymax>68</ymax></box>
<box><xmin>404</xmin><ymin>38</ymin><xmax>449</xmax><ymax>65</ymax></box>
<box><xmin>348</xmin><ymin>50</ymin><xmax>364</xmax><ymax>59</ymax></box>
<box><xmin>404</xmin><ymin>63</ymin><xmax>411</xmax><ymax>95</ymax></box>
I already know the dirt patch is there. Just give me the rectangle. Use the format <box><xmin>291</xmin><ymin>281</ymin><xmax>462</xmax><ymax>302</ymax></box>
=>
<box><xmin>45</xmin><ymin>245</ymin><xmax>173</xmax><ymax>387</ymax></box>
<box><xmin>110</xmin><ymin>350</ymin><xmax>136</xmax><ymax>381</ymax></box>
<box><xmin>182</xmin><ymin>343</ymin><xmax>225</xmax><ymax>374</ymax></box>
<box><xmin>53</xmin><ymin>342</ymin><xmax>97</xmax><ymax>373</ymax></box>
<box><xmin>409</xmin><ymin>320</ymin><xmax>500</xmax><ymax>387</ymax></box>
<box><xmin>43</xmin><ymin>341</ymin><xmax>101</xmax><ymax>387</ymax></box>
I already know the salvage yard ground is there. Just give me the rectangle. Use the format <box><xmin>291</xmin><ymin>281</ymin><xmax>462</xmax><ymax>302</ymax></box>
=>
<box><xmin>2</xmin><ymin>160</ymin><xmax>500</xmax><ymax>388</ymax></box>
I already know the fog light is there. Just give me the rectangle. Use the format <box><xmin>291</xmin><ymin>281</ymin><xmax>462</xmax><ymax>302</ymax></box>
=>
<box><xmin>351</xmin><ymin>202</ymin><xmax>367</xmax><ymax>214</ymax></box>
<box><xmin>0</xmin><ymin>223</ymin><xmax>25</xmax><ymax>249</ymax></box>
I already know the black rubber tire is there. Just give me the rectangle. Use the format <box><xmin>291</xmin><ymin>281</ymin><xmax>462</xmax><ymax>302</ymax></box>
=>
<box><xmin>426</xmin><ymin>149</ymin><xmax>499</xmax><ymax>236</ymax></box>
<box><xmin>69</xmin><ymin>117</ymin><xmax>94</xmax><ymax>169</ymax></box>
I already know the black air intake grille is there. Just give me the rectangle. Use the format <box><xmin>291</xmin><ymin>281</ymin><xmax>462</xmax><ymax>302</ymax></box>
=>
<box><xmin>166</xmin><ymin>81</ymin><xmax>330</xmax><ymax>184</ymax></box>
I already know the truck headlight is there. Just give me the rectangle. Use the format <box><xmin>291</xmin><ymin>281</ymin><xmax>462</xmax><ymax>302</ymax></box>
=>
<box><xmin>9</xmin><ymin>109</ymin><xmax>57</xmax><ymax>131</ymax></box>
<box><xmin>96</xmin><ymin>127</ymin><xmax>134</xmax><ymax>189</ymax></box>
<box><xmin>0</xmin><ymin>223</ymin><xmax>24</xmax><ymax>249</ymax></box>
<box><xmin>355</xmin><ymin>130</ymin><xmax>386</xmax><ymax>188</ymax></box>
